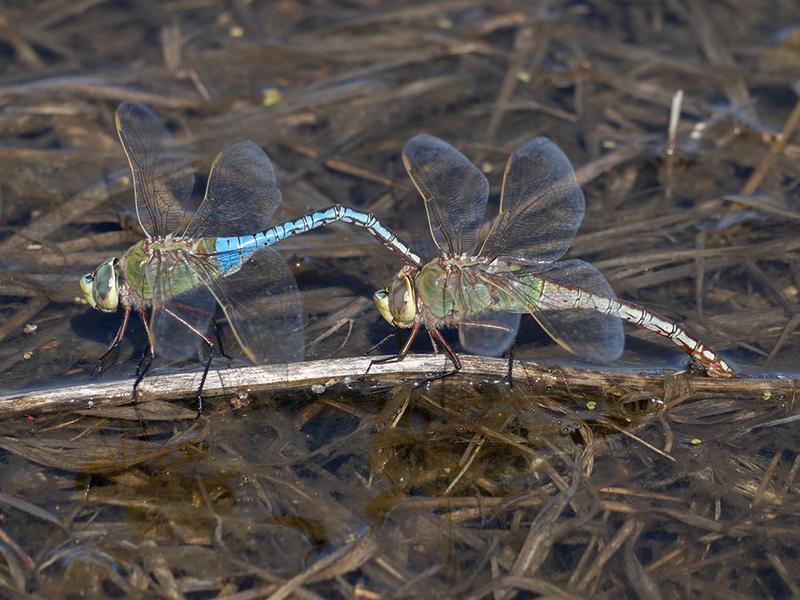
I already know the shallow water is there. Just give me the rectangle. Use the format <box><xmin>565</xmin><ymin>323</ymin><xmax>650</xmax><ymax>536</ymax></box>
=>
<box><xmin>1</xmin><ymin>0</ymin><xmax>800</xmax><ymax>597</ymax></box>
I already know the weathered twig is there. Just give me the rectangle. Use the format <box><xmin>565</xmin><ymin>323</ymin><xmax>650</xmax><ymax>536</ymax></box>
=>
<box><xmin>0</xmin><ymin>355</ymin><xmax>794</xmax><ymax>418</ymax></box>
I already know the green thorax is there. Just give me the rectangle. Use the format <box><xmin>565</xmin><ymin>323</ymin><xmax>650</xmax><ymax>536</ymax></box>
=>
<box><xmin>414</xmin><ymin>258</ymin><xmax>544</xmax><ymax>320</ymax></box>
<box><xmin>121</xmin><ymin>237</ymin><xmax>219</xmax><ymax>303</ymax></box>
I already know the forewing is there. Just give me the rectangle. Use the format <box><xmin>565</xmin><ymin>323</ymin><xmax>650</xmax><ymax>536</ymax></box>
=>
<box><xmin>115</xmin><ymin>101</ymin><xmax>195</xmax><ymax>239</ymax></box>
<box><xmin>402</xmin><ymin>134</ymin><xmax>489</xmax><ymax>256</ymax></box>
<box><xmin>525</xmin><ymin>259</ymin><xmax>624</xmax><ymax>362</ymax></box>
<box><xmin>184</xmin><ymin>141</ymin><xmax>282</xmax><ymax>239</ymax></box>
<box><xmin>188</xmin><ymin>249</ymin><xmax>304</xmax><ymax>364</ymax></box>
<box><xmin>480</xmin><ymin>137</ymin><xmax>585</xmax><ymax>264</ymax></box>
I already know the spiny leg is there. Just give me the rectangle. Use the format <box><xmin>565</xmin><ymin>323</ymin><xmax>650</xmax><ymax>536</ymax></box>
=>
<box><xmin>161</xmin><ymin>306</ymin><xmax>217</xmax><ymax>416</ymax></box>
<box><xmin>365</xmin><ymin>331</ymin><xmax>400</xmax><ymax>356</ymax></box>
<box><xmin>195</xmin><ymin>350</ymin><xmax>214</xmax><ymax>416</ymax></box>
<box><xmin>394</xmin><ymin>327</ymin><xmax>408</xmax><ymax>354</ymax></box>
<box><xmin>170</xmin><ymin>300</ymin><xmax>232</xmax><ymax>360</ymax></box>
<box><xmin>94</xmin><ymin>305</ymin><xmax>131</xmax><ymax>376</ymax></box>
<box><xmin>505</xmin><ymin>344</ymin><xmax>515</xmax><ymax>389</ymax></box>
<box><xmin>413</xmin><ymin>328</ymin><xmax>462</xmax><ymax>388</ymax></box>
<box><xmin>364</xmin><ymin>323</ymin><xmax>420</xmax><ymax>376</ymax></box>
<box><xmin>210</xmin><ymin>318</ymin><xmax>232</xmax><ymax>361</ymax></box>
<box><xmin>131</xmin><ymin>309</ymin><xmax>155</xmax><ymax>402</ymax></box>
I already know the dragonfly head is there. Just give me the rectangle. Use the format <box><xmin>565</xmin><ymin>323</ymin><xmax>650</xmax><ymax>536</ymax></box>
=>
<box><xmin>80</xmin><ymin>257</ymin><xmax>120</xmax><ymax>313</ymax></box>
<box><xmin>374</xmin><ymin>274</ymin><xmax>417</xmax><ymax>328</ymax></box>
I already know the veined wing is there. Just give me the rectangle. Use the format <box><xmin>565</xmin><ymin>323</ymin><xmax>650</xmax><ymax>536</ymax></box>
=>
<box><xmin>458</xmin><ymin>310</ymin><xmax>521</xmax><ymax>357</ymax></box>
<box><xmin>441</xmin><ymin>261</ymin><xmax>519</xmax><ymax>356</ymax></box>
<box><xmin>453</xmin><ymin>259</ymin><xmax>623</xmax><ymax>362</ymax></box>
<box><xmin>402</xmin><ymin>134</ymin><xmax>489</xmax><ymax>256</ymax></box>
<box><xmin>522</xmin><ymin>259</ymin><xmax>624</xmax><ymax>361</ymax></box>
<box><xmin>480</xmin><ymin>137</ymin><xmax>585</xmax><ymax>265</ymax></box>
<box><xmin>147</xmin><ymin>248</ymin><xmax>303</xmax><ymax>364</ymax></box>
<box><xmin>115</xmin><ymin>102</ymin><xmax>195</xmax><ymax>239</ymax></box>
<box><xmin>183</xmin><ymin>141</ymin><xmax>282</xmax><ymax>239</ymax></box>
<box><xmin>145</xmin><ymin>251</ymin><xmax>216</xmax><ymax>362</ymax></box>
<box><xmin>184</xmin><ymin>249</ymin><xmax>304</xmax><ymax>364</ymax></box>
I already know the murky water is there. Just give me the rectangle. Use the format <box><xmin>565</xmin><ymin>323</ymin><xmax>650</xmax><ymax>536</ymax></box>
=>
<box><xmin>1</xmin><ymin>0</ymin><xmax>800</xmax><ymax>597</ymax></box>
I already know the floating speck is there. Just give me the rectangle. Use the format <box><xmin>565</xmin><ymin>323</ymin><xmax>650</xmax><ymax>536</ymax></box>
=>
<box><xmin>229</xmin><ymin>25</ymin><xmax>244</xmax><ymax>38</ymax></box>
<box><xmin>22</xmin><ymin>323</ymin><xmax>37</xmax><ymax>334</ymax></box>
<box><xmin>262</xmin><ymin>87</ymin><xmax>282</xmax><ymax>107</ymax></box>
<box><xmin>690</xmin><ymin>438</ymin><xmax>702</xmax><ymax>445</ymax></box>
<box><xmin>763</xmin><ymin>390</ymin><xmax>772</xmax><ymax>401</ymax></box>
<box><xmin>26</xmin><ymin>243</ymin><xmax>43</xmax><ymax>251</ymax></box>
<box><xmin>516</xmin><ymin>70</ymin><xmax>531</xmax><ymax>83</ymax></box>
<box><xmin>481</xmin><ymin>162</ymin><xmax>493</xmax><ymax>174</ymax></box>
<box><xmin>586</xmin><ymin>401</ymin><xmax>597</xmax><ymax>410</ymax></box>
<box><xmin>22</xmin><ymin>351</ymin><xmax>33</xmax><ymax>360</ymax></box>
<box><xmin>121</xmin><ymin>175</ymin><xmax>131</xmax><ymax>186</ymax></box>
<box><xmin>436</xmin><ymin>16</ymin><xmax>453</xmax><ymax>29</ymax></box>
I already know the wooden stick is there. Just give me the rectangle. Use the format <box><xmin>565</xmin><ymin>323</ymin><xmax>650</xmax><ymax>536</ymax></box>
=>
<box><xmin>0</xmin><ymin>355</ymin><xmax>794</xmax><ymax>418</ymax></box>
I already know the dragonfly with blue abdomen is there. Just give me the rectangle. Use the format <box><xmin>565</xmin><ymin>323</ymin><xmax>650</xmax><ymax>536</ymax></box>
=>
<box><xmin>79</xmin><ymin>101</ymin><xmax>420</xmax><ymax>410</ymax></box>
<box><xmin>371</xmin><ymin>134</ymin><xmax>734</xmax><ymax>378</ymax></box>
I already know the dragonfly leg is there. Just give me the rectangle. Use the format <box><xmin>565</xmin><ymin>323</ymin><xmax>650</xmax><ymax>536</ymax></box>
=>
<box><xmin>194</xmin><ymin>350</ymin><xmax>214</xmax><ymax>417</ymax></box>
<box><xmin>169</xmin><ymin>301</ymin><xmax>231</xmax><ymax>360</ymax></box>
<box><xmin>210</xmin><ymin>319</ymin><xmax>232</xmax><ymax>361</ymax></box>
<box><xmin>365</xmin><ymin>331</ymin><xmax>399</xmax><ymax>356</ymax></box>
<box><xmin>505</xmin><ymin>345</ymin><xmax>515</xmax><ymax>388</ymax></box>
<box><xmin>161</xmin><ymin>306</ymin><xmax>217</xmax><ymax>415</ymax></box>
<box><xmin>131</xmin><ymin>309</ymin><xmax>155</xmax><ymax>402</ymax></box>
<box><xmin>94</xmin><ymin>305</ymin><xmax>131</xmax><ymax>376</ymax></box>
<box><xmin>418</xmin><ymin>328</ymin><xmax>462</xmax><ymax>384</ymax></box>
<box><xmin>394</xmin><ymin>327</ymin><xmax>408</xmax><ymax>354</ymax></box>
<box><xmin>365</xmin><ymin>323</ymin><xmax>420</xmax><ymax>376</ymax></box>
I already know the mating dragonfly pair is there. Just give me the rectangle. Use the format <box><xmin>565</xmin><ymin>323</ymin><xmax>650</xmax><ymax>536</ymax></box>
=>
<box><xmin>80</xmin><ymin>102</ymin><xmax>733</xmax><ymax>412</ymax></box>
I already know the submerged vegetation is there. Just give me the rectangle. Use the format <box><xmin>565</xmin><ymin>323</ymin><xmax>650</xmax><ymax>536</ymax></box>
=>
<box><xmin>0</xmin><ymin>0</ymin><xmax>799</xmax><ymax>597</ymax></box>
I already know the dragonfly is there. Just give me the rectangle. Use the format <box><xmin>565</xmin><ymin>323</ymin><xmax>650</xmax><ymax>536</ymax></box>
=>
<box><xmin>80</xmin><ymin>101</ymin><xmax>420</xmax><ymax>411</ymax></box>
<box><xmin>371</xmin><ymin>134</ymin><xmax>735</xmax><ymax>378</ymax></box>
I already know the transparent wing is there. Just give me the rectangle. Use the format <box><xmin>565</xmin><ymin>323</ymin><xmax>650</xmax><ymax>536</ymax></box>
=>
<box><xmin>183</xmin><ymin>141</ymin><xmax>282</xmax><ymax>239</ymax></box>
<box><xmin>480</xmin><ymin>137</ymin><xmax>585</xmax><ymax>265</ymax></box>
<box><xmin>115</xmin><ymin>101</ymin><xmax>195</xmax><ymax>239</ymax></box>
<box><xmin>525</xmin><ymin>259</ymin><xmax>624</xmax><ymax>362</ymax></box>
<box><xmin>445</xmin><ymin>265</ymin><xmax>521</xmax><ymax>356</ymax></box>
<box><xmin>145</xmin><ymin>248</ymin><xmax>303</xmax><ymax>365</ymax></box>
<box><xmin>151</xmin><ymin>287</ymin><xmax>217</xmax><ymax>362</ymax></box>
<box><xmin>402</xmin><ymin>134</ymin><xmax>489</xmax><ymax>256</ymax></box>
<box><xmin>145</xmin><ymin>253</ymin><xmax>216</xmax><ymax>362</ymax></box>
<box><xmin>187</xmin><ymin>249</ymin><xmax>304</xmax><ymax>364</ymax></box>
<box><xmin>458</xmin><ymin>310</ymin><xmax>521</xmax><ymax>356</ymax></box>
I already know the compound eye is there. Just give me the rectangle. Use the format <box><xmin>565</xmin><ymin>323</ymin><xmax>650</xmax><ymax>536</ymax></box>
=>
<box><xmin>389</xmin><ymin>276</ymin><xmax>416</xmax><ymax>325</ymax></box>
<box><xmin>92</xmin><ymin>258</ymin><xmax>120</xmax><ymax>312</ymax></box>
<box><xmin>373</xmin><ymin>289</ymin><xmax>394</xmax><ymax>325</ymax></box>
<box><xmin>79</xmin><ymin>272</ymin><xmax>98</xmax><ymax>309</ymax></box>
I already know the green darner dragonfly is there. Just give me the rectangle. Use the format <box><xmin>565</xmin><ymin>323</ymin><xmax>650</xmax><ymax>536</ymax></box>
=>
<box><xmin>372</xmin><ymin>134</ymin><xmax>734</xmax><ymax>378</ymax></box>
<box><xmin>80</xmin><ymin>101</ymin><xmax>421</xmax><ymax>411</ymax></box>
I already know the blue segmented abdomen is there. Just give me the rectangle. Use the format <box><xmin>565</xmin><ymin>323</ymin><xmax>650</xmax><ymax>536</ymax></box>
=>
<box><xmin>214</xmin><ymin>231</ymin><xmax>277</xmax><ymax>275</ymax></box>
<box><xmin>212</xmin><ymin>204</ymin><xmax>422</xmax><ymax>276</ymax></box>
